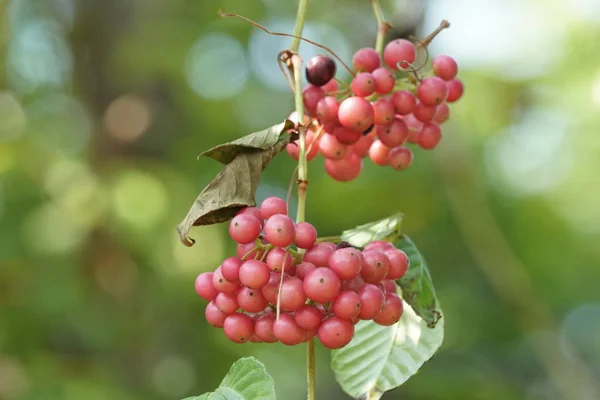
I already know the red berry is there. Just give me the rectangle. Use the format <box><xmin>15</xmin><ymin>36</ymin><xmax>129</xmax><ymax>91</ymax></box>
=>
<box><xmin>384</xmin><ymin>248</ymin><xmax>409</xmax><ymax>280</ymax></box>
<box><xmin>236</xmin><ymin>242</ymin><xmax>263</xmax><ymax>261</ymax></box>
<box><xmin>273</xmin><ymin>313</ymin><xmax>305</xmax><ymax>345</ymax></box>
<box><xmin>302</xmin><ymin>85</ymin><xmax>326</xmax><ymax>116</ymax></box>
<box><xmin>383</xmin><ymin>39</ymin><xmax>416</xmax><ymax>70</ymax></box>
<box><xmin>286</xmin><ymin>129</ymin><xmax>320</xmax><ymax>162</ymax></box>
<box><xmin>379</xmin><ymin>279</ymin><xmax>397</xmax><ymax>295</ymax></box>
<box><xmin>239</xmin><ymin>259</ymin><xmax>270</xmax><ymax>289</ymax></box>
<box><xmin>364</xmin><ymin>240</ymin><xmax>394</xmax><ymax>252</ymax></box>
<box><xmin>295</xmin><ymin>261</ymin><xmax>317</xmax><ymax>280</ymax></box>
<box><xmin>264</xmin><ymin>214</ymin><xmax>296</xmax><ymax>248</ymax></box>
<box><xmin>229</xmin><ymin>214</ymin><xmax>261</xmax><ymax>244</ymax></box>
<box><xmin>391</xmin><ymin>90</ymin><xmax>416</xmax><ymax>115</ymax></box>
<box><xmin>446</xmin><ymin>79</ymin><xmax>464</xmax><ymax>102</ymax></box>
<box><xmin>332</xmin><ymin>126</ymin><xmax>362</xmax><ymax>145</ymax></box>
<box><xmin>303</xmin><ymin>267</ymin><xmax>342</xmax><ymax>304</ymax></box>
<box><xmin>303</xmin><ymin>243</ymin><xmax>334</xmax><ymax>267</ymax></box>
<box><xmin>212</xmin><ymin>266</ymin><xmax>241</xmax><ymax>293</ymax></box>
<box><xmin>305</xmin><ymin>54</ymin><xmax>337</xmax><ymax>87</ymax></box>
<box><xmin>372</xmin><ymin>98</ymin><xmax>395</xmax><ymax>126</ymax></box>
<box><xmin>255</xmin><ymin>313</ymin><xmax>277</xmax><ymax>343</ymax></box>
<box><xmin>413</xmin><ymin>102</ymin><xmax>437</xmax><ymax>122</ymax></box>
<box><xmin>236</xmin><ymin>207</ymin><xmax>264</xmax><ymax>228</ymax></box>
<box><xmin>351</xmin><ymin>72</ymin><xmax>376</xmax><ymax>97</ymax></box>
<box><xmin>372</xmin><ymin>67</ymin><xmax>395</xmax><ymax>94</ymax></box>
<box><xmin>417</xmin><ymin>77</ymin><xmax>448</xmax><ymax>107</ymax></box>
<box><xmin>417</xmin><ymin>122</ymin><xmax>442</xmax><ymax>150</ymax></box>
<box><xmin>318</xmin><ymin>316</ymin><xmax>355</xmax><ymax>349</ymax></box>
<box><xmin>266</xmin><ymin>248</ymin><xmax>293</xmax><ymax>273</ymax></box>
<box><xmin>432</xmin><ymin>55</ymin><xmax>458</xmax><ymax>81</ymax></box>
<box><xmin>376</xmin><ymin>118</ymin><xmax>409</xmax><ymax>148</ymax></box>
<box><xmin>361</xmin><ymin>249</ymin><xmax>391</xmax><ymax>283</ymax></box>
<box><xmin>388</xmin><ymin>146</ymin><xmax>413</xmax><ymax>171</ymax></box>
<box><xmin>237</xmin><ymin>286</ymin><xmax>268</xmax><ymax>313</ymax></box>
<box><xmin>195</xmin><ymin>272</ymin><xmax>218</xmax><ymax>301</ymax></box>
<box><xmin>279</xmin><ymin>276</ymin><xmax>307</xmax><ymax>312</ymax></box>
<box><xmin>352</xmin><ymin>47</ymin><xmax>380</xmax><ymax>72</ymax></box>
<box><xmin>332</xmin><ymin>290</ymin><xmax>362</xmax><ymax>320</ymax></box>
<box><xmin>205</xmin><ymin>301</ymin><xmax>227</xmax><ymax>327</ymax></box>
<box><xmin>374</xmin><ymin>293</ymin><xmax>404</xmax><ymax>326</ymax></box>
<box><xmin>357</xmin><ymin>284</ymin><xmax>385</xmax><ymax>320</ymax></box>
<box><xmin>315</xmin><ymin>96</ymin><xmax>340</xmax><ymax>125</ymax></box>
<box><xmin>261</xmin><ymin>272</ymin><xmax>283</xmax><ymax>304</ymax></box>
<box><xmin>319</xmin><ymin>133</ymin><xmax>349</xmax><ymax>160</ymax></box>
<box><xmin>224</xmin><ymin>313</ymin><xmax>255</xmax><ymax>343</ymax></box>
<box><xmin>433</xmin><ymin>102</ymin><xmax>450</xmax><ymax>124</ymax></box>
<box><xmin>328</xmin><ymin>247</ymin><xmax>363</xmax><ymax>280</ymax></box>
<box><xmin>338</xmin><ymin>97</ymin><xmax>374</xmax><ymax>133</ymax></box>
<box><xmin>350</xmin><ymin>132</ymin><xmax>375</xmax><ymax>158</ymax></box>
<box><xmin>215</xmin><ymin>292</ymin><xmax>239</xmax><ymax>314</ymax></box>
<box><xmin>325</xmin><ymin>152</ymin><xmax>363</xmax><ymax>182</ymax></box>
<box><xmin>368</xmin><ymin>140</ymin><xmax>391</xmax><ymax>166</ymax></box>
<box><xmin>260</xmin><ymin>196</ymin><xmax>287</xmax><ymax>219</ymax></box>
<box><xmin>295</xmin><ymin>305</ymin><xmax>323</xmax><ymax>330</ymax></box>
<box><xmin>341</xmin><ymin>275</ymin><xmax>365</xmax><ymax>292</ymax></box>
<box><xmin>322</xmin><ymin>79</ymin><xmax>339</xmax><ymax>94</ymax></box>
<box><xmin>294</xmin><ymin>222</ymin><xmax>317</xmax><ymax>249</ymax></box>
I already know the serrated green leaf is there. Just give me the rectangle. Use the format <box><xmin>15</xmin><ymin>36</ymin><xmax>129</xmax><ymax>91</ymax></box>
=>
<box><xmin>340</xmin><ymin>213</ymin><xmax>404</xmax><ymax>248</ymax></box>
<box><xmin>201</xmin><ymin>120</ymin><xmax>294</xmax><ymax>164</ymax></box>
<box><xmin>177</xmin><ymin>123</ymin><xmax>292</xmax><ymax>246</ymax></box>
<box><xmin>331</xmin><ymin>301</ymin><xmax>444</xmax><ymax>400</ymax></box>
<box><xmin>396</xmin><ymin>235</ymin><xmax>442</xmax><ymax>328</ymax></box>
<box><xmin>181</xmin><ymin>357</ymin><xmax>275</xmax><ymax>400</ymax></box>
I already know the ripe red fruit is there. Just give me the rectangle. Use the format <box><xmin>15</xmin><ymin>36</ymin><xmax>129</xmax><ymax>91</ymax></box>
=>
<box><xmin>376</xmin><ymin>118</ymin><xmax>409</xmax><ymax>148</ymax></box>
<box><xmin>318</xmin><ymin>316</ymin><xmax>355</xmax><ymax>349</ymax></box>
<box><xmin>388</xmin><ymin>146</ymin><xmax>413</xmax><ymax>171</ymax></box>
<box><xmin>325</xmin><ymin>152</ymin><xmax>363</xmax><ymax>182</ymax></box>
<box><xmin>417</xmin><ymin>77</ymin><xmax>448</xmax><ymax>107</ymax></box>
<box><xmin>391</xmin><ymin>90</ymin><xmax>416</xmax><ymax>115</ymax></box>
<box><xmin>273</xmin><ymin>313</ymin><xmax>305</xmax><ymax>346</ymax></box>
<box><xmin>361</xmin><ymin>249</ymin><xmax>391</xmax><ymax>283</ymax></box>
<box><xmin>237</xmin><ymin>286</ymin><xmax>268</xmax><ymax>313</ymax></box>
<box><xmin>235</xmin><ymin>207</ymin><xmax>264</xmax><ymax>228</ymax></box>
<box><xmin>195</xmin><ymin>272</ymin><xmax>218</xmax><ymax>301</ymax></box>
<box><xmin>303</xmin><ymin>267</ymin><xmax>342</xmax><ymax>304</ymax></box>
<box><xmin>266</xmin><ymin>248</ymin><xmax>293</xmax><ymax>273</ymax></box>
<box><xmin>417</xmin><ymin>122</ymin><xmax>442</xmax><ymax>150</ymax></box>
<box><xmin>260</xmin><ymin>273</ymin><xmax>283</xmax><ymax>304</ymax></box>
<box><xmin>286</xmin><ymin>129</ymin><xmax>320</xmax><ymax>162</ymax></box>
<box><xmin>260</xmin><ymin>196</ymin><xmax>287</xmax><ymax>219</ymax></box>
<box><xmin>372</xmin><ymin>67</ymin><xmax>395</xmax><ymax>94</ymax></box>
<box><xmin>338</xmin><ymin>97</ymin><xmax>374</xmax><ymax>133</ymax></box>
<box><xmin>279</xmin><ymin>276</ymin><xmax>307</xmax><ymax>312</ymax></box>
<box><xmin>223</xmin><ymin>313</ymin><xmax>255</xmax><ymax>343</ymax></box>
<box><xmin>236</xmin><ymin>242</ymin><xmax>263</xmax><ymax>261</ymax></box>
<box><xmin>205</xmin><ymin>301</ymin><xmax>227</xmax><ymax>327</ymax></box>
<box><xmin>351</xmin><ymin>72</ymin><xmax>376</xmax><ymax>97</ymax></box>
<box><xmin>413</xmin><ymin>102</ymin><xmax>437</xmax><ymax>122</ymax></box>
<box><xmin>228</xmin><ymin>214</ymin><xmax>261</xmax><ymax>245</ymax></box>
<box><xmin>332</xmin><ymin>126</ymin><xmax>362</xmax><ymax>145</ymax></box>
<box><xmin>264</xmin><ymin>214</ymin><xmax>296</xmax><ymax>248</ymax></box>
<box><xmin>305</xmin><ymin>54</ymin><xmax>337</xmax><ymax>86</ymax></box>
<box><xmin>341</xmin><ymin>275</ymin><xmax>365</xmax><ymax>292</ymax></box>
<box><xmin>302</xmin><ymin>85</ymin><xmax>326</xmax><ymax>116</ymax></box>
<box><xmin>215</xmin><ymin>292</ymin><xmax>239</xmax><ymax>314</ymax></box>
<box><xmin>239</xmin><ymin>259</ymin><xmax>270</xmax><ymax>289</ymax></box>
<box><xmin>364</xmin><ymin>240</ymin><xmax>394</xmax><ymax>252</ymax></box>
<box><xmin>374</xmin><ymin>293</ymin><xmax>404</xmax><ymax>326</ymax></box>
<box><xmin>433</xmin><ymin>102</ymin><xmax>450</xmax><ymax>124</ymax></box>
<box><xmin>332</xmin><ymin>290</ymin><xmax>362</xmax><ymax>320</ymax></box>
<box><xmin>384</xmin><ymin>248</ymin><xmax>409</xmax><ymax>280</ymax></box>
<box><xmin>432</xmin><ymin>55</ymin><xmax>458</xmax><ymax>81</ymax></box>
<box><xmin>295</xmin><ymin>305</ymin><xmax>324</xmax><ymax>330</ymax></box>
<box><xmin>315</xmin><ymin>96</ymin><xmax>340</xmax><ymax>125</ymax></box>
<box><xmin>294</xmin><ymin>222</ymin><xmax>317</xmax><ymax>249</ymax></box>
<box><xmin>255</xmin><ymin>313</ymin><xmax>277</xmax><ymax>343</ymax></box>
<box><xmin>212</xmin><ymin>266</ymin><xmax>241</xmax><ymax>293</ymax></box>
<box><xmin>383</xmin><ymin>39</ymin><xmax>416</xmax><ymax>70</ymax></box>
<box><xmin>446</xmin><ymin>79</ymin><xmax>464</xmax><ymax>102</ymax></box>
<box><xmin>322</xmin><ymin>79</ymin><xmax>339</xmax><ymax>94</ymax></box>
<box><xmin>379</xmin><ymin>279</ymin><xmax>397</xmax><ymax>295</ymax></box>
<box><xmin>303</xmin><ymin>243</ymin><xmax>334</xmax><ymax>267</ymax></box>
<box><xmin>352</xmin><ymin>47</ymin><xmax>381</xmax><ymax>72</ymax></box>
<box><xmin>368</xmin><ymin>140</ymin><xmax>391</xmax><ymax>166</ymax></box>
<box><xmin>328</xmin><ymin>247</ymin><xmax>363</xmax><ymax>280</ymax></box>
<box><xmin>319</xmin><ymin>133</ymin><xmax>349</xmax><ymax>160</ymax></box>
<box><xmin>372</xmin><ymin>98</ymin><xmax>395</xmax><ymax>126</ymax></box>
<box><xmin>350</xmin><ymin>132</ymin><xmax>375</xmax><ymax>158</ymax></box>
<box><xmin>357</xmin><ymin>284</ymin><xmax>385</xmax><ymax>320</ymax></box>
<box><xmin>295</xmin><ymin>261</ymin><xmax>317</xmax><ymax>280</ymax></box>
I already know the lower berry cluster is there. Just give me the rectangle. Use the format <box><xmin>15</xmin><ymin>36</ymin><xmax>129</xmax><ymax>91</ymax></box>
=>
<box><xmin>194</xmin><ymin>196</ymin><xmax>409</xmax><ymax>349</ymax></box>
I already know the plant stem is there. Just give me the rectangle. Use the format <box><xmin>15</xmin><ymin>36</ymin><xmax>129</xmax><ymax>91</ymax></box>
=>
<box><xmin>307</xmin><ymin>338</ymin><xmax>316</xmax><ymax>400</ymax></box>
<box><xmin>291</xmin><ymin>0</ymin><xmax>309</xmax><ymax>53</ymax></box>
<box><xmin>370</xmin><ymin>0</ymin><xmax>389</xmax><ymax>55</ymax></box>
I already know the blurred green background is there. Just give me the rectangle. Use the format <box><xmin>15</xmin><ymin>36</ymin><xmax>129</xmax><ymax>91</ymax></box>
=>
<box><xmin>1</xmin><ymin>0</ymin><xmax>600</xmax><ymax>399</ymax></box>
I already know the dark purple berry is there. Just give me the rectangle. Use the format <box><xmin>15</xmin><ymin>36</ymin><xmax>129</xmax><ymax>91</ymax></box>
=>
<box><xmin>306</xmin><ymin>55</ymin><xmax>337</xmax><ymax>87</ymax></box>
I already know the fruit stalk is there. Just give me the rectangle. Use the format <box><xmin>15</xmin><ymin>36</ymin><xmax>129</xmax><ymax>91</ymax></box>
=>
<box><xmin>370</xmin><ymin>0</ymin><xmax>389</xmax><ymax>56</ymax></box>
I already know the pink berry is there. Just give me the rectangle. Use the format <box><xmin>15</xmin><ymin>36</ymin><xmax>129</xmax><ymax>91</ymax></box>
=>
<box><xmin>352</xmin><ymin>47</ymin><xmax>381</xmax><ymax>72</ymax></box>
<box><xmin>236</xmin><ymin>242</ymin><xmax>263</xmax><ymax>260</ymax></box>
<box><xmin>295</xmin><ymin>305</ymin><xmax>323</xmax><ymax>330</ymax></box>
<box><xmin>319</xmin><ymin>133</ymin><xmax>349</xmax><ymax>160</ymax></box>
<box><xmin>294</xmin><ymin>222</ymin><xmax>317</xmax><ymax>249</ymax></box>
<box><xmin>273</xmin><ymin>313</ymin><xmax>305</xmax><ymax>346</ymax></box>
<box><xmin>302</xmin><ymin>85</ymin><xmax>326</xmax><ymax>116</ymax></box>
<box><xmin>364</xmin><ymin>241</ymin><xmax>394</xmax><ymax>252</ymax></box>
<box><xmin>195</xmin><ymin>272</ymin><xmax>218</xmax><ymax>301</ymax></box>
<box><xmin>332</xmin><ymin>290</ymin><xmax>362</xmax><ymax>320</ymax></box>
<box><xmin>212</xmin><ymin>266</ymin><xmax>240</xmax><ymax>293</ymax></box>
<box><xmin>215</xmin><ymin>292</ymin><xmax>239</xmax><ymax>314</ymax></box>
<box><xmin>341</xmin><ymin>275</ymin><xmax>365</xmax><ymax>292</ymax></box>
<box><xmin>433</xmin><ymin>102</ymin><xmax>450</xmax><ymax>124</ymax></box>
<box><xmin>279</xmin><ymin>276</ymin><xmax>307</xmax><ymax>312</ymax></box>
<box><xmin>318</xmin><ymin>316</ymin><xmax>355</xmax><ymax>349</ymax></box>
<box><xmin>413</xmin><ymin>102</ymin><xmax>437</xmax><ymax>122</ymax></box>
<box><xmin>446</xmin><ymin>79</ymin><xmax>464</xmax><ymax>102</ymax></box>
<box><xmin>350</xmin><ymin>133</ymin><xmax>375</xmax><ymax>158</ymax></box>
<box><xmin>295</xmin><ymin>261</ymin><xmax>317</xmax><ymax>280</ymax></box>
<box><xmin>372</xmin><ymin>67</ymin><xmax>395</xmax><ymax>94</ymax></box>
<box><xmin>239</xmin><ymin>260</ymin><xmax>270</xmax><ymax>289</ymax></box>
<box><xmin>260</xmin><ymin>272</ymin><xmax>283</xmax><ymax>304</ymax></box>
<box><xmin>229</xmin><ymin>214</ymin><xmax>261</xmax><ymax>245</ymax></box>
<box><xmin>383</xmin><ymin>39</ymin><xmax>416</xmax><ymax>70</ymax></box>
<box><xmin>357</xmin><ymin>284</ymin><xmax>385</xmax><ymax>320</ymax></box>
<box><xmin>303</xmin><ymin>243</ymin><xmax>335</xmax><ymax>267</ymax></box>
<box><xmin>328</xmin><ymin>247</ymin><xmax>363</xmax><ymax>280</ymax></box>
<box><xmin>260</xmin><ymin>196</ymin><xmax>287</xmax><ymax>219</ymax></box>
<box><xmin>205</xmin><ymin>301</ymin><xmax>227</xmax><ymax>327</ymax></box>
<box><xmin>223</xmin><ymin>313</ymin><xmax>255</xmax><ymax>343</ymax></box>
<box><xmin>376</xmin><ymin>118</ymin><xmax>409</xmax><ymax>148</ymax></box>
<box><xmin>325</xmin><ymin>152</ymin><xmax>363</xmax><ymax>182</ymax></box>
<box><xmin>388</xmin><ymin>146</ymin><xmax>413</xmax><ymax>171</ymax></box>
<box><xmin>374</xmin><ymin>293</ymin><xmax>404</xmax><ymax>326</ymax></box>
<box><xmin>338</xmin><ymin>97</ymin><xmax>374</xmax><ymax>133</ymax></box>
<box><xmin>417</xmin><ymin>77</ymin><xmax>448</xmax><ymax>107</ymax></box>
<box><xmin>417</xmin><ymin>122</ymin><xmax>442</xmax><ymax>150</ymax></box>
<box><xmin>361</xmin><ymin>249</ymin><xmax>390</xmax><ymax>283</ymax></box>
<box><xmin>236</xmin><ymin>207</ymin><xmax>264</xmax><ymax>228</ymax></box>
<box><xmin>322</xmin><ymin>79</ymin><xmax>339</xmax><ymax>94</ymax></box>
<box><xmin>315</xmin><ymin>96</ymin><xmax>340</xmax><ymax>125</ymax></box>
<box><xmin>391</xmin><ymin>90</ymin><xmax>416</xmax><ymax>115</ymax></box>
<box><xmin>332</xmin><ymin>126</ymin><xmax>362</xmax><ymax>145</ymax></box>
<box><xmin>372</xmin><ymin>98</ymin><xmax>395</xmax><ymax>126</ymax></box>
<box><xmin>255</xmin><ymin>313</ymin><xmax>277</xmax><ymax>343</ymax></box>
<box><xmin>379</xmin><ymin>279</ymin><xmax>397</xmax><ymax>295</ymax></box>
<box><xmin>384</xmin><ymin>248</ymin><xmax>409</xmax><ymax>280</ymax></box>
<box><xmin>237</xmin><ymin>286</ymin><xmax>268</xmax><ymax>313</ymax></box>
<box><xmin>286</xmin><ymin>129</ymin><xmax>320</xmax><ymax>162</ymax></box>
<box><xmin>432</xmin><ymin>55</ymin><xmax>458</xmax><ymax>81</ymax></box>
<box><xmin>368</xmin><ymin>140</ymin><xmax>391</xmax><ymax>166</ymax></box>
<box><xmin>351</xmin><ymin>72</ymin><xmax>376</xmax><ymax>97</ymax></box>
<box><xmin>303</xmin><ymin>267</ymin><xmax>341</xmax><ymax>304</ymax></box>
<box><xmin>264</xmin><ymin>214</ymin><xmax>296</xmax><ymax>248</ymax></box>
<box><xmin>266</xmin><ymin>248</ymin><xmax>293</xmax><ymax>273</ymax></box>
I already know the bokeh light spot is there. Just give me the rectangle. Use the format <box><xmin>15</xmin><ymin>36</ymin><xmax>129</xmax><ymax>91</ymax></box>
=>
<box><xmin>104</xmin><ymin>94</ymin><xmax>152</xmax><ymax>143</ymax></box>
<box><xmin>0</xmin><ymin>92</ymin><xmax>27</xmax><ymax>142</ymax></box>
<box><xmin>152</xmin><ymin>355</ymin><xmax>195</xmax><ymax>397</ymax></box>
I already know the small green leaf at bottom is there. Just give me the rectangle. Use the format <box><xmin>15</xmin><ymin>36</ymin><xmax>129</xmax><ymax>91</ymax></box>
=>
<box><xmin>182</xmin><ymin>357</ymin><xmax>275</xmax><ymax>400</ymax></box>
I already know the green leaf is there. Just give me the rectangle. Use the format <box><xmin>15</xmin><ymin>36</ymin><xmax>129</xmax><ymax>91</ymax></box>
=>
<box><xmin>340</xmin><ymin>213</ymin><xmax>404</xmax><ymax>248</ymax></box>
<box><xmin>177</xmin><ymin>122</ymin><xmax>293</xmax><ymax>246</ymax></box>
<box><xmin>181</xmin><ymin>357</ymin><xmax>275</xmax><ymax>400</ymax></box>
<box><xmin>200</xmin><ymin>120</ymin><xmax>294</xmax><ymax>164</ymax></box>
<box><xmin>331</xmin><ymin>301</ymin><xmax>444</xmax><ymax>400</ymax></box>
<box><xmin>396</xmin><ymin>235</ymin><xmax>442</xmax><ymax>328</ymax></box>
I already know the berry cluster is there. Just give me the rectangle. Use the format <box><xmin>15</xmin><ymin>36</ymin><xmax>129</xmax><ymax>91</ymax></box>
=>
<box><xmin>285</xmin><ymin>39</ymin><xmax>464</xmax><ymax>181</ymax></box>
<box><xmin>194</xmin><ymin>196</ymin><xmax>409</xmax><ymax>349</ymax></box>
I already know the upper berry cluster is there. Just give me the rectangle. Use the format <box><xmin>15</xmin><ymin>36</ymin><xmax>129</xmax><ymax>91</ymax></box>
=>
<box><xmin>286</xmin><ymin>38</ymin><xmax>464</xmax><ymax>182</ymax></box>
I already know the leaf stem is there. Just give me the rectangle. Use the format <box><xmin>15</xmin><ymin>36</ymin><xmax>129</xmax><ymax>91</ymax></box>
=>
<box><xmin>370</xmin><ymin>0</ymin><xmax>389</xmax><ymax>56</ymax></box>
